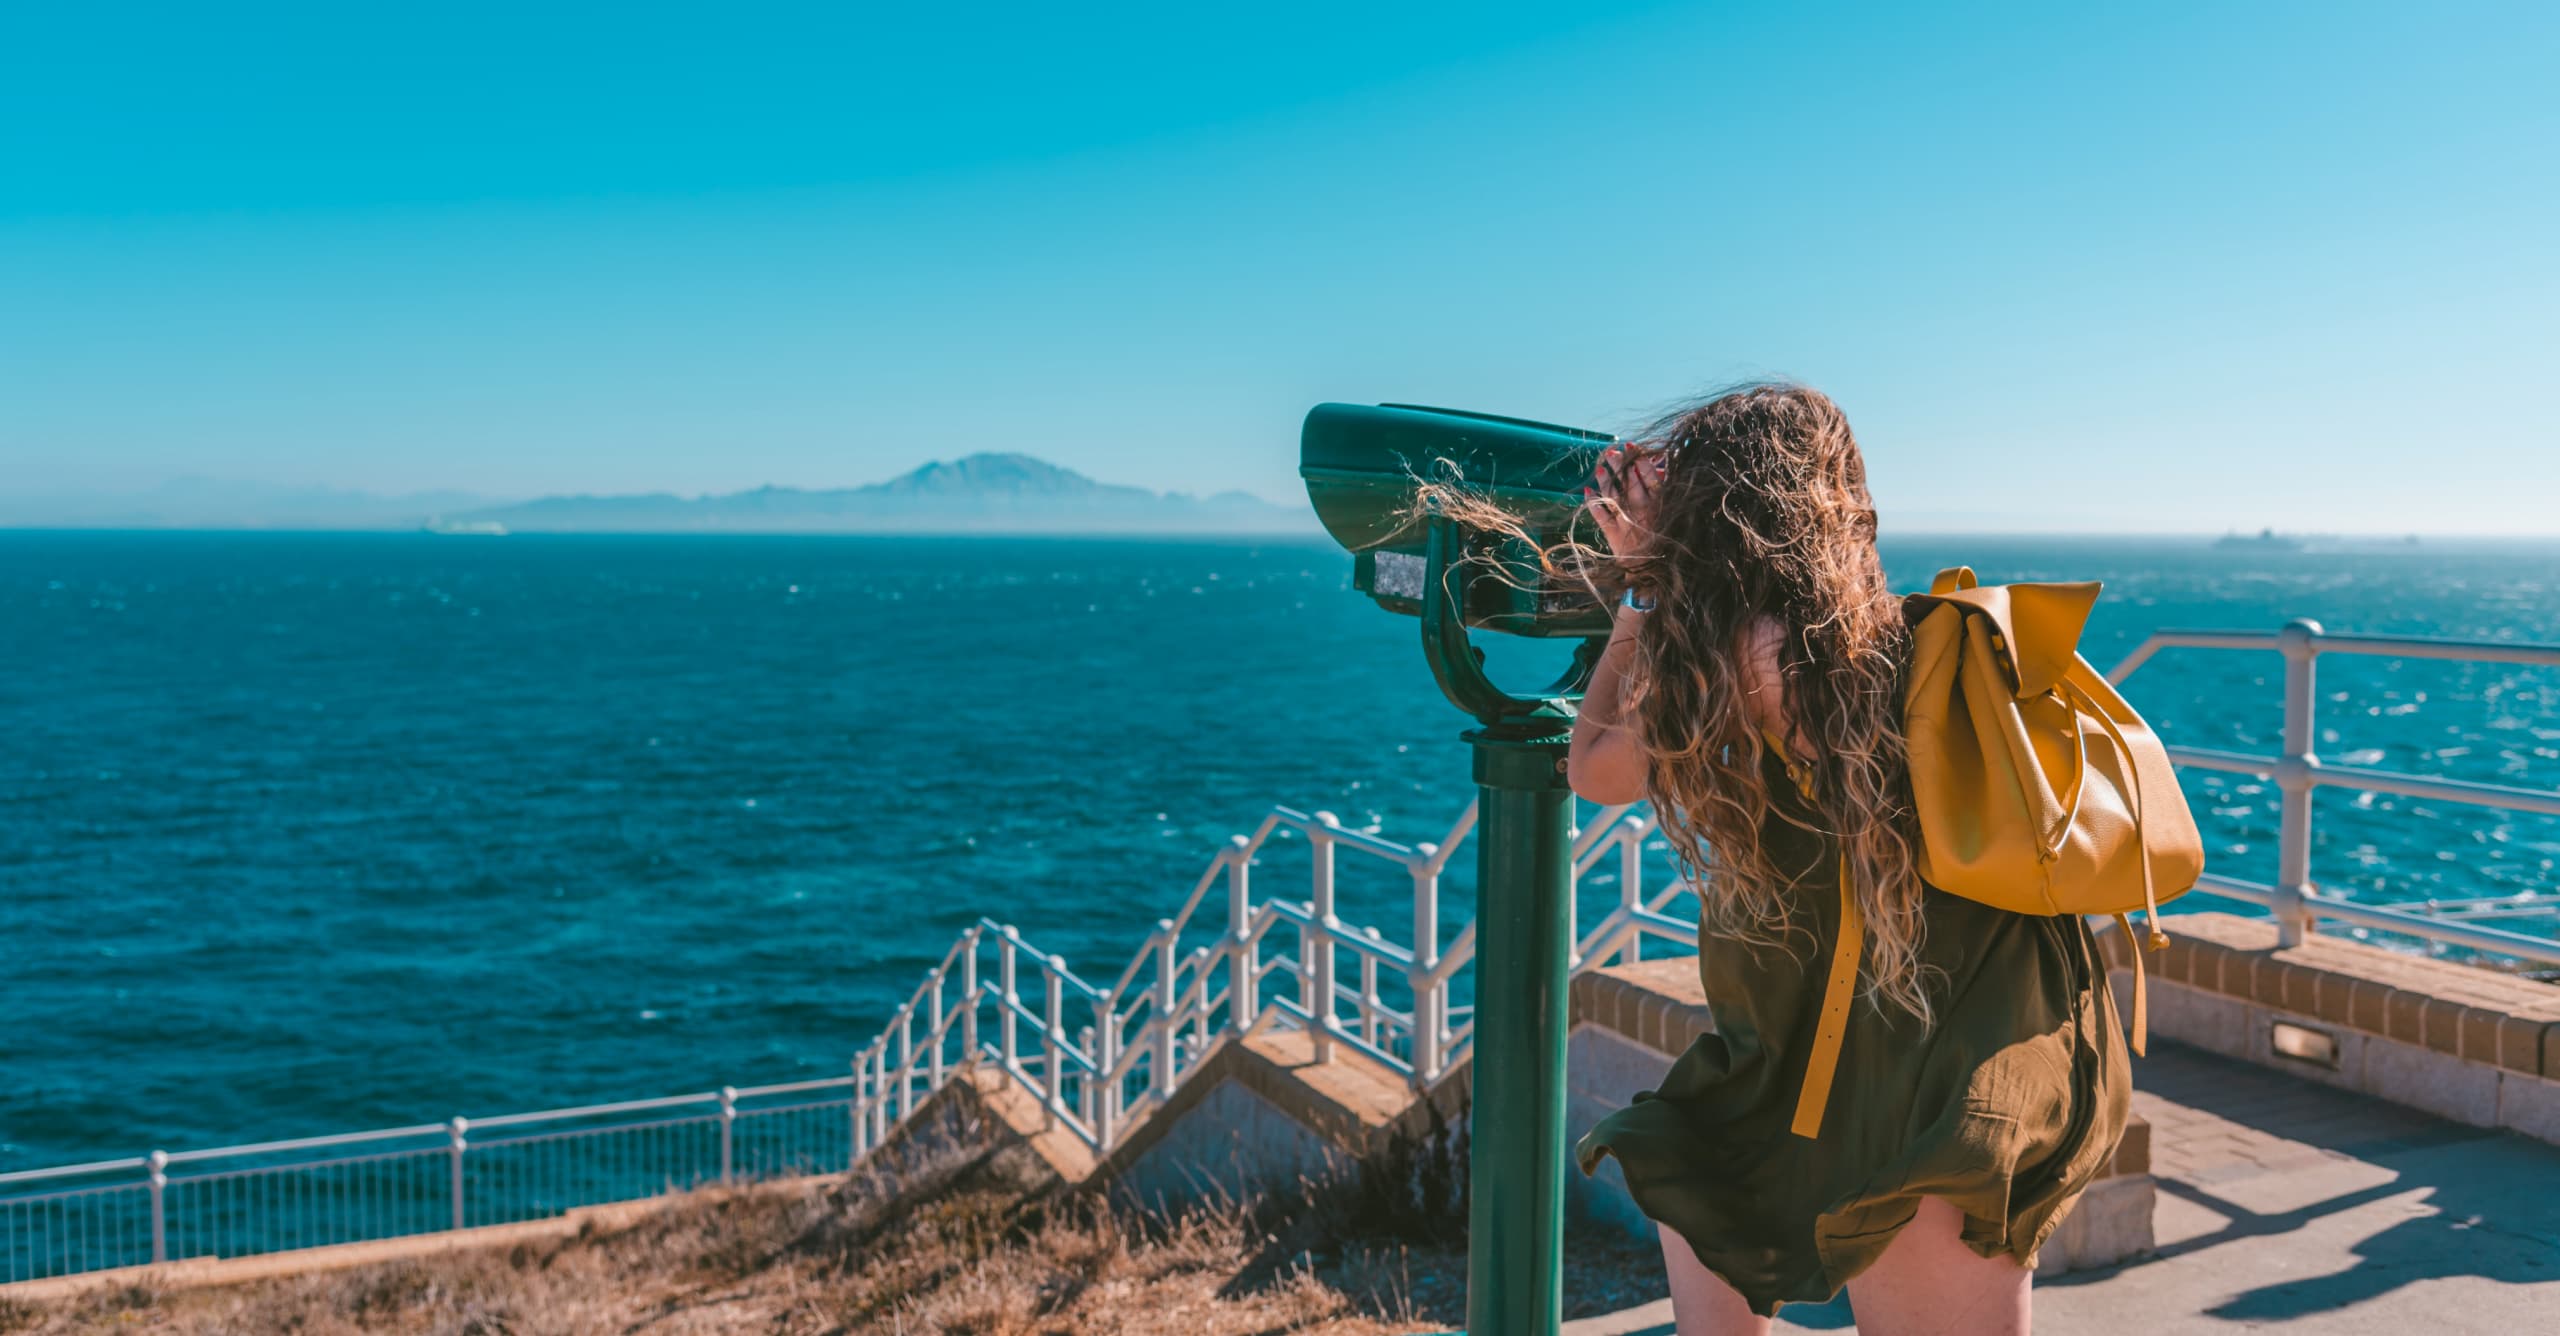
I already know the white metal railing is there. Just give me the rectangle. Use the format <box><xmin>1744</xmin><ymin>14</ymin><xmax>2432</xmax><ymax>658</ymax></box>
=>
<box><xmin>0</xmin><ymin>1079</ymin><xmax>857</xmax><ymax>1283</ymax></box>
<box><xmin>9</xmin><ymin>622</ymin><xmax>2554</xmax><ymax>1286</ymax></box>
<box><xmin>2109</xmin><ymin>621</ymin><xmax>2560</xmax><ymax>965</ymax></box>
<box><xmin>840</xmin><ymin>799</ymin><xmax>1679</xmax><ymax>1167</ymax></box>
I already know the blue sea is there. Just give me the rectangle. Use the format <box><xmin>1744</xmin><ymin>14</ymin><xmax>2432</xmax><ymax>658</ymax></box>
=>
<box><xmin>3</xmin><ymin>531</ymin><xmax>2556</xmax><ymax>1171</ymax></box>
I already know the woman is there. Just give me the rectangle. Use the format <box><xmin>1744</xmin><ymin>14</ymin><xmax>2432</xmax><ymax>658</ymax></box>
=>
<box><xmin>1565</xmin><ymin>384</ymin><xmax>2128</xmax><ymax>1334</ymax></box>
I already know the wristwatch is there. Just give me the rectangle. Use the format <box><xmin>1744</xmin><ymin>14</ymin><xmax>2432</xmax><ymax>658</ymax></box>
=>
<box><xmin>1621</xmin><ymin>586</ymin><xmax>1658</xmax><ymax>612</ymax></box>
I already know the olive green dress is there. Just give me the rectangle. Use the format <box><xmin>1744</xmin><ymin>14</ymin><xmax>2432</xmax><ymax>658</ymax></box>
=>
<box><xmin>1575</xmin><ymin>751</ymin><xmax>2131</xmax><ymax>1316</ymax></box>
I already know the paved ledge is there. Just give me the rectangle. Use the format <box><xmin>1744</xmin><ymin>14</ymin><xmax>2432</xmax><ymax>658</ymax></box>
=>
<box><xmin>2106</xmin><ymin>911</ymin><xmax>2560</xmax><ymax>1076</ymax></box>
<box><xmin>1573</xmin><ymin>955</ymin><xmax>1714</xmax><ymax>1054</ymax></box>
<box><xmin>2106</xmin><ymin>913</ymin><xmax>2560</xmax><ymax>1143</ymax></box>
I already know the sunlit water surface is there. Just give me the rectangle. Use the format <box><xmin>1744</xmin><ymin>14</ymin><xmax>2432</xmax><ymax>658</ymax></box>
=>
<box><xmin>3</xmin><ymin>532</ymin><xmax>2553</xmax><ymax>1167</ymax></box>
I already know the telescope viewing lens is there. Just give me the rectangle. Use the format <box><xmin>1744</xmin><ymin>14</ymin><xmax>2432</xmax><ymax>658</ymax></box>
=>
<box><xmin>1369</xmin><ymin>550</ymin><xmax>1427</xmax><ymax>602</ymax></box>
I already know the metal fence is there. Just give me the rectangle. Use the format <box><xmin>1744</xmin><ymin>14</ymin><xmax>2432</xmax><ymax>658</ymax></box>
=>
<box><xmin>8</xmin><ymin>622</ymin><xmax>2555</xmax><ymax>1286</ymax></box>
<box><xmin>844</xmin><ymin>798</ymin><xmax>1665</xmax><ymax>1162</ymax></box>
<box><xmin>2</xmin><ymin>1081</ymin><xmax>854</xmax><ymax>1283</ymax></box>
<box><xmin>2109</xmin><ymin>621</ymin><xmax>2560</xmax><ymax>967</ymax></box>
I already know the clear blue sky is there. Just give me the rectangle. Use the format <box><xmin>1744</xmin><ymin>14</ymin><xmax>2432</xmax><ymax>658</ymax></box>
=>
<box><xmin>4</xmin><ymin>1</ymin><xmax>2553</xmax><ymax>532</ymax></box>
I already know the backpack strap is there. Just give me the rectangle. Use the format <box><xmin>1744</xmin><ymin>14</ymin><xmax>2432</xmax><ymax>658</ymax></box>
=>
<box><xmin>1761</xmin><ymin>727</ymin><xmax>1862</xmax><ymax>1141</ymax></box>
<box><xmin>1790</xmin><ymin>852</ymin><xmax>1861</xmax><ymax>1139</ymax></box>
<box><xmin>2113</xmin><ymin>913</ymin><xmax>2149</xmax><ymax>1058</ymax></box>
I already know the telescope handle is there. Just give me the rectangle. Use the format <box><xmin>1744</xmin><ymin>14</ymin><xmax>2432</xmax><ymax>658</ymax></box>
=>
<box><xmin>1420</xmin><ymin>515</ymin><xmax>1608</xmax><ymax>725</ymax></box>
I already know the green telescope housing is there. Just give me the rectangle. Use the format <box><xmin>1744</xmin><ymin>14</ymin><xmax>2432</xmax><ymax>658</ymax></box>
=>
<box><xmin>1299</xmin><ymin>401</ymin><xmax>1615</xmax><ymax>1333</ymax></box>
<box><xmin>1301</xmin><ymin>403</ymin><xmax>1615</xmax><ymax>638</ymax></box>
<box><xmin>1299</xmin><ymin>402</ymin><xmax>1618</xmax><ymax>722</ymax></box>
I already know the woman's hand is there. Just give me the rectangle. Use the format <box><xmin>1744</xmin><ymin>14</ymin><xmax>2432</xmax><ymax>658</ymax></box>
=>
<box><xmin>1586</xmin><ymin>442</ymin><xmax>1666</xmax><ymax>565</ymax></box>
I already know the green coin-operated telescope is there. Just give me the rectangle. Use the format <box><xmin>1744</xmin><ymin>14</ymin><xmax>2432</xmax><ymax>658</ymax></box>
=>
<box><xmin>1300</xmin><ymin>402</ymin><xmax>1619</xmax><ymax>1336</ymax></box>
<box><xmin>1301</xmin><ymin>402</ymin><xmax>1616</xmax><ymax>725</ymax></box>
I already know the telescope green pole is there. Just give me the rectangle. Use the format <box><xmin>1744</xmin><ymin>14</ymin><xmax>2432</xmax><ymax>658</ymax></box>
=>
<box><xmin>1298</xmin><ymin>403</ymin><xmax>1616</xmax><ymax>1334</ymax></box>
<box><xmin>1464</xmin><ymin>717</ymin><xmax>1577</xmax><ymax>1336</ymax></box>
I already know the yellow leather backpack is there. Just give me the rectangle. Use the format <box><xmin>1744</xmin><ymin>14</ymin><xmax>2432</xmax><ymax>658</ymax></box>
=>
<box><xmin>1786</xmin><ymin>566</ymin><xmax>2204</xmax><ymax>1139</ymax></box>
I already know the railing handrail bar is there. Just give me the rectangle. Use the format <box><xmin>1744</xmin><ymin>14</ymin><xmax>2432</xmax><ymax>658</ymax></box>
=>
<box><xmin>470</xmin><ymin>1092</ymin><xmax>718</xmax><ymax>1130</ymax></box>
<box><xmin>0</xmin><ymin>1156</ymin><xmax>152</xmax><ymax>1186</ymax></box>
<box><xmin>2293</xmin><ymin>629</ymin><xmax>2560</xmax><ymax>665</ymax></box>
<box><xmin>1417</xmin><ymin>801</ymin><xmax>1477</xmax><ymax>877</ymax></box>
<box><xmin>160</xmin><ymin>1122</ymin><xmax>456</xmax><ymax>1164</ymax></box>
<box><xmin>1573</xmin><ymin>803</ymin><xmax>1640</xmax><ymax>860</ymax></box>
<box><xmin>730</xmin><ymin>1075</ymin><xmax>860</xmax><ymax>1100</ymax></box>
<box><xmin>2109</xmin><ymin>626</ymin><xmax>2560</xmax><ymax>685</ymax></box>
<box><xmin>2158</xmin><ymin>745</ymin><xmax>2560</xmax><ymax>818</ymax></box>
<box><xmin>2313</xmin><ymin>891</ymin><xmax>2560</xmax><ymax>965</ymax></box>
<box><xmin>2309</xmin><ymin>762</ymin><xmax>2560</xmax><ymax>818</ymax></box>
<box><xmin>1267</xmin><ymin>804</ymin><xmax>1427</xmax><ymax>865</ymax></box>
<box><xmin>2186</xmin><ymin>872</ymin><xmax>2281</xmax><ymax>907</ymax></box>
<box><xmin>974</xmin><ymin>919</ymin><xmax>1105</xmax><ymax>1000</ymax></box>
<box><xmin>2161</xmin><ymin>745</ymin><xmax>2278</xmax><ymax>776</ymax></box>
<box><xmin>2379</xmin><ymin>891</ymin><xmax>2559</xmax><ymax>912</ymax></box>
<box><xmin>471</xmin><ymin>1115</ymin><xmax>720</xmax><ymax>1152</ymax></box>
<box><xmin>1262</xmin><ymin>901</ymin><xmax>1418</xmax><ymax>970</ymax></box>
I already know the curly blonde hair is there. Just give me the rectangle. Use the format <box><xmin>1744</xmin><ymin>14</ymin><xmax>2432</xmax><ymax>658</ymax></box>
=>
<box><xmin>1420</xmin><ymin>383</ymin><xmax>1931</xmax><ymax>1024</ymax></box>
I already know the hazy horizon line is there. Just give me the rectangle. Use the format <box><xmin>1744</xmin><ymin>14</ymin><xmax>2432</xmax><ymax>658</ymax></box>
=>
<box><xmin>5</xmin><ymin>523</ymin><xmax>2558</xmax><ymax>545</ymax></box>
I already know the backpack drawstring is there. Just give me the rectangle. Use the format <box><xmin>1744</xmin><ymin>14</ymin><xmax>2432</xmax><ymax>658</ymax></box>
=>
<box><xmin>2057</xmin><ymin>676</ymin><xmax>2166</xmax><ymax>1057</ymax></box>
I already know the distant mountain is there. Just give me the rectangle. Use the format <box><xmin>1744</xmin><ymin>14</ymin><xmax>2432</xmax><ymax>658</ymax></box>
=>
<box><xmin>460</xmin><ymin>453</ymin><xmax>1315</xmax><ymax>534</ymax></box>
<box><xmin>0</xmin><ymin>455</ymin><xmax>1316</xmax><ymax>534</ymax></box>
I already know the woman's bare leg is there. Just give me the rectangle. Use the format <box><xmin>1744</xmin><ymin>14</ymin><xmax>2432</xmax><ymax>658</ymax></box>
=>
<box><xmin>1843</xmin><ymin>1196</ymin><xmax>2031</xmax><ymax>1336</ymax></box>
<box><xmin>1658</xmin><ymin>1223</ymin><xmax>1772</xmax><ymax>1336</ymax></box>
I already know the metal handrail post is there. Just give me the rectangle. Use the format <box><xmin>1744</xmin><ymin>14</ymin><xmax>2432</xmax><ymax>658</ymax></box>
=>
<box><xmin>446</xmin><ymin>1117</ymin><xmax>468</xmax><ymax>1231</ymax></box>
<box><xmin>1043</xmin><ymin>967</ymin><xmax>1066</xmax><ymax>1130</ymax></box>
<box><xmin>849</xmin><ymin>1057</ymin><xmax>867</xmax><ymax>1163</ymax></box>
<box><xmin>1152</xmin><ymin>922</ymin><xmax>1179</xmax><ymax>1100</ymax></box>
<box><xmin>1190</xmin><ymin>945</ymin><xmax>1213</xmax><ymax>1054</ymax></box>
<box><xmin>146</xmin><ymin>1150</ymin><xmax>167</xmax><ymax>1264</ymax></box>
<box><xmin>1618</xmin><ymin>819</ymin><xmax>1647</xmax><ymax>966</ymax></box>
<box><xmin>1360</xmin><ymin>929</ymin><xmax>1383</xmax><ymax>1047</ymax></box>
<box><xmin>2275</xmin><ymin>619</ymin><xmax>2323</xmax><ymax>946</ymax></box>
<box><xmin>999</xmin><ymin>928</ymin><xmax>1020</xmax><ymax>1070</ymax></box>
<box><xmin>928</xmin><ymin>972</ymin><xmax>946</xmax><ymax>1090</ymax></box>
<box><xmin>1310</xmin><ymin>812</ymin><xmax>1341</xmax><ymax>1062</ymax></box>
<box><xmin>872</xmin><ymin>1046</ymin><xmax>890</xmax><ymax>1144</ymax></box>
<box><xmin>1095</xmin><ymin>996</ymin><xmax>1119</xmax><ymax>1145</ymax></box>
<box><xmin>1226</xmin><ymin>840</ymin><xmax>1257</xmax><ymax>1031</ymax></box>
<box><xmin>1409</xmin><ymin>856</ymin><xmax>1443</xmax><ymax>1087</ymax></box>
<box><xmin>960</xmin><ymin>934</ymin><xmax>980</xmax><ymax>1061</ymax></box>
<box><xmin>718</xmin><ymin>1087</ymin><xmax>737</xmax><ymax>1184</ymax></box>
<box><xmin>1077</xmin><ymin>1024</ymin><xmax>1098</xmax><ymax>1126</ymax></box>
<box><xmin>897</xmin><ymin>1005</ymin><xmax>916</xmax><ymax>1121</ymax></box>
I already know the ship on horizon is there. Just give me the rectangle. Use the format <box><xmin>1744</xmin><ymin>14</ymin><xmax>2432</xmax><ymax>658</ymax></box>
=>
<box><xmin>2214</xmin><ymin>527</ymin><xmax>2305</xmax><ymax>551</ymax></box>
<box><xmin>422</xmin><ymin>517</ymin><xmax>510</xmax><ymax>536</ymax></box>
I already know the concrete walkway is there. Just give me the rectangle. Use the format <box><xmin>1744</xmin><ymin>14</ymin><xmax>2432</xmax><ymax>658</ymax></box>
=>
<box><xmin>1565</xmin><ymin>1040</ymin><xmax>2560</xmax><ymax>1335</ymax></box>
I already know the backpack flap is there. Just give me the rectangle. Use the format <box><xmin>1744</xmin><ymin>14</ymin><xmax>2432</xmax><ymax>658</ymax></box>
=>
<box><xmin>1917</xmin><ymin>565</ymin><xmax>2101</xmax><ymax>701</ymax></box>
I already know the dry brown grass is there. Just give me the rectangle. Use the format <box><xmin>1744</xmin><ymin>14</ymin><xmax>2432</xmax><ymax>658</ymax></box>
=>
<box><xmin>0</xmin><ymin>1104</ymin><xmax>1662</xmax><ymax>1335</ymax></box>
